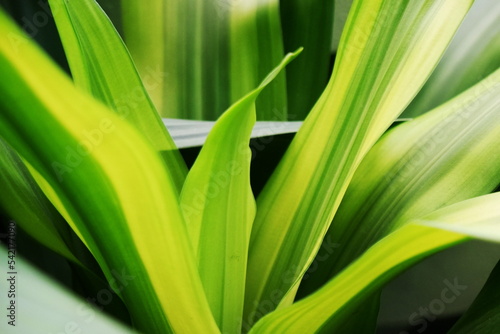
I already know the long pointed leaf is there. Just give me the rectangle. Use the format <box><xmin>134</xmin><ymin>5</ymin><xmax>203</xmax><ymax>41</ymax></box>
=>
<box><xmin>0</xmin><ymin>11</ymin><xmax>218</xmax><ymax>333</ymax></box>
<box><xmin>244</xmin><ymin>0</ymin><xmax>474</xmax><ymax>324</ymax></box>
<box><xmin>181</xmin><ymin>49</ymin><xmax>301</xmax><ymax>333</ymax></box>
<box><xmin>403</xmin><ymin>0</ymin><xmax>500</xmax><ymax>118</ymax></box>
<box><xmin>0</xmin><ymin>139</ymin><xmax>82</xmax><ymax>265</ymax></box>
<box><xmin>48</xmin><ymin>0</ymin><xmax>187</xmax><ymax>192</ymax></box>
<box><xmin>300</xmin><ymin>67</ymin><xmax>500</xmax><ymax>296</ymax></box>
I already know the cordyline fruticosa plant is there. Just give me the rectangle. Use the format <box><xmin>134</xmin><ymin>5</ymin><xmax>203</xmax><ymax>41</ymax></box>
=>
<box><xmin>0</xmin><ymin>0</ymin><xmax>499</xmax><ymax>333</ymax></box>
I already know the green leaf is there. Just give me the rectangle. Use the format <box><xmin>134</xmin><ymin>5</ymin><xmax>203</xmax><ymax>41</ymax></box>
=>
<box><xmin>448</xmin><ymin>260</ymin><xmax>500</xmax><ymax>334</ymax></box>
<box><xmin>180</xmin><ymin>49</ymin><xmax>300</xmax><ymax>333</ymax></box>
<box><xmin>0</xmin><ymin>246</ymin><xmax>136</xmax><ymax>333</ymax></box>
<box><xmin>280</xmin><ymin>0</ymin><xmax>335</xmax><ymax>119</ymax></box>
<box><xmin>0</xmin><ymin>139</ymin><xmax>82</xmax><ymax>265</ymax></box>
<box><xmin>403</xmin><ymin>0</ymin><xmax>500</xmax><ymax>118</ymax></box>
<box><xmin>249</xmin><ymin>193</ymin><xmax>500</xmax><ymax>333</ymax></box>
<box><xmin>299</xmin><ymin>67</ymin><xmax>500</xmax><ymax>296</ymax></box>
<box><xmin>120</xmin><ymin>0</ymin><xmax>287</xmax><ymax>120</ymax></box>
<box><xmin>244</xmin><ymin>0</ymin><xmax>474</xmax><ymax>324</ymax></box>
<box><xmin>48</xmin><ymin>0</ymin><xmax>187</xmax><ymax>192</ymax></box>
<box><xmin>0</xmin><ymin>11</ymin><xmax>218</xmax><ymax>333</ymax></box>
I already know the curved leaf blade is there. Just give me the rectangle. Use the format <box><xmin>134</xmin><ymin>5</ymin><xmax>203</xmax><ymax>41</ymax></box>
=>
<box><xmin>181</xmin><ymin>49</ymin><xmax>301</xmax><ymax>333</ymax></box>
<box><xmin>300</xmin><ymin>68</ymin><xmax>500</xmax><ymax>295</ymax></box>
<box><xmin>0</xmin><ymin>12</ymin><xmax>218</xmax><ymax>333</ymax></box>
<box><xmin>245</xmin><ymin>0</ymin><xmax>474</xmax><ymax>324</ymax></box>
<box><xmin>0</xmin><ymin>139</ymin><xmax>82</xmax><ymax>265</ymax></box>
<box><xmin>403</xmin><ymin>0</ymin><xmax>500</xmax><ymax>118</ymax></box>
<box><xmin>48</xmin><ymin>0</ymin><xmax>187</xmax><ymax>191</ymax></box>
<box><xmin>249</xmin><ymin>193</ymin><xmax>500</xmax><ymax>333</ymax></box>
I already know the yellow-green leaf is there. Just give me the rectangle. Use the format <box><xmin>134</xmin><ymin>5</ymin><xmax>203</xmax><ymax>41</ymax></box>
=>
<box><xmin>300</xmin><ymin>68</ymin><xmax>500</xmax><ymax>297</ymax></box>
<box><xmin>403</xmin><ymin>0</ymin><xmax>500</xmax><ymax>118</ymax></box>
<box><xmin>244</xmin><ymin>0</ymin><xmax>474</xmax><ymax>325</ymax></box>
<box><xmin>0</xmin><ymin>11</ymin><xmax>217</xmax><ymax>333</ymax></box>
<box><xmin>48</xmin><ymin>0</ymin><xmax>187</xmax><ymax>192</ymax></box>
<box><xmin>250</xmin><ymin>193</ymin><xmax>500</xmax><ymax>333</ymax></box>
<box><xmin>181</xmin><ymin>49</ymin><xmax>301</xmax><ymax>333</ymax></box>
<box><xmin>0</xmin><ymin>139</ymin><xmax>83</xmax><ymax>266</ymax></box>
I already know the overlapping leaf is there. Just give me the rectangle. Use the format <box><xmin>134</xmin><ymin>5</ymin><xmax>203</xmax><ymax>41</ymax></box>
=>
<box><xmin>0</xmin><ymin>139</ymin><xmax>82</xmax><ymax>265</ymax></box>
<box><xmin>249</xmin><ymin>193</ymin><xmax>500</xmax><ymax>333</ymax></box>
<box><xmin>244</xmin><ymin>0</ymin><xmax>474</xmax><ymax>325</ymax></box>
<box><xmin>404</xmin><ymin>0</ymin><xmax>500</xmax><ymax>118</ymax></box>
<box><xmin>300</xmin><ymin>68</ymin><xmax>500</xmax><ymax>296</ymax></box>
<box><xmin>0</xmin><ymin>11</ymin><xmax>218</xmax><ymax>333</ymax></box>
<box><xmin>181</xmin><ymin>50</ymin><xmax>300</xmax><ymax>333</ymax></box>
<box><xmin>48</xmin><ymin>0</ymin><xmax>187</xmax><ymax>192</ymax></box>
